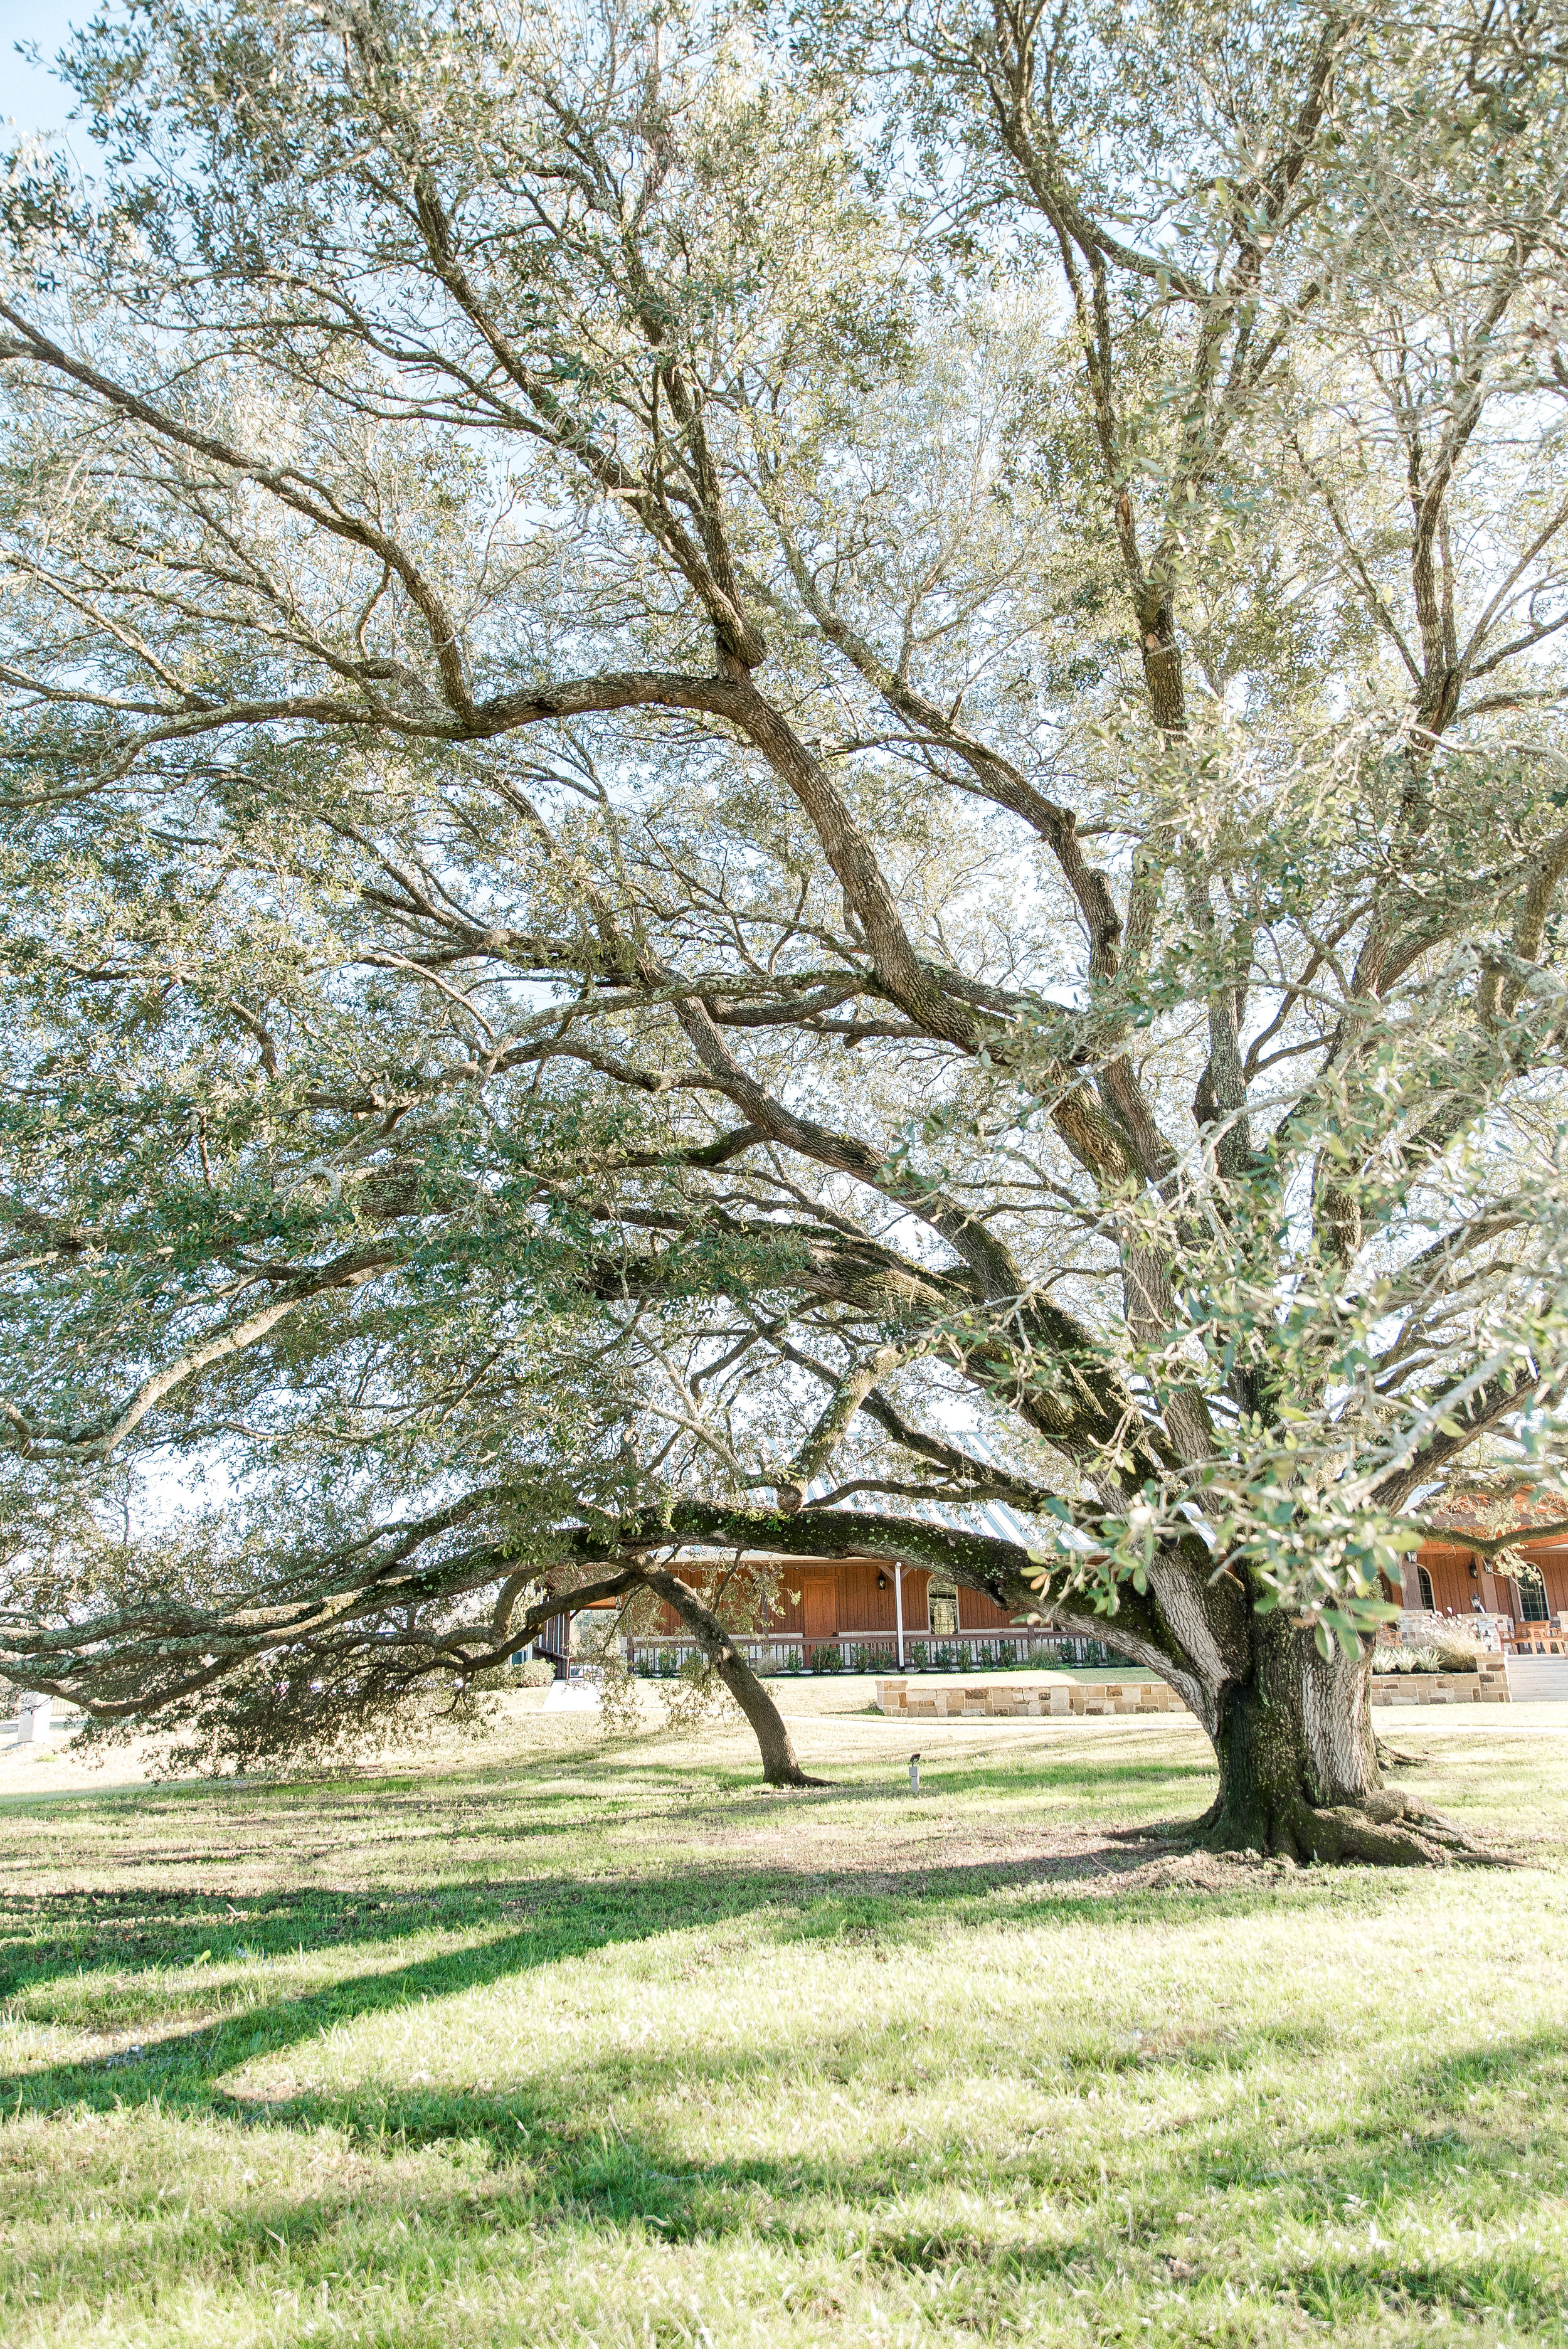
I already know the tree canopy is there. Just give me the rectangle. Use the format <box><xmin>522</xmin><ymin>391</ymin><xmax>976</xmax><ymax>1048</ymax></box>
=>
<box><xmin>2</xmin><ymin>0</ymin><xmax>1567</xmax><ymax>1852</ymax></box>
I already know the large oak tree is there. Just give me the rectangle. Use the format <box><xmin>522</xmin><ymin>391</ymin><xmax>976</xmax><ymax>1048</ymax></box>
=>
<box><xmin>3</xmin><ymin>0</ymin><xmax>1567</xmax><ymax>1853</ymax></box>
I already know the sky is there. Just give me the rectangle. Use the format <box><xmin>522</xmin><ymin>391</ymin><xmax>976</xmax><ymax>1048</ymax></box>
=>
<box><xmin>1</xmin><ymin>0</ymin><xmax>98</xmax><ymax>155</ymax></box>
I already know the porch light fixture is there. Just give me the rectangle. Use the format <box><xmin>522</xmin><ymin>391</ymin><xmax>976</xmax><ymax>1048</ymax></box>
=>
<box><xmin>876</xmin><ymin>1571</ymin><xmax>888</xmax><ymax>1591</ymax></box>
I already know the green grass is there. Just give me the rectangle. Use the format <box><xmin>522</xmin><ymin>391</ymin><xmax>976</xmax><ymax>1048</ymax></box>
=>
<box><xmin>1</xmin><ymin>1685</ymin><xmax>1565</xmax><ymax>2345</ymax></box>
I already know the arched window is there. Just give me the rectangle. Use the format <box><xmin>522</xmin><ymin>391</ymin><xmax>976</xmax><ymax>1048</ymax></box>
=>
<box><xmin>928</xmin><ymin>1581</ymin><xmax>958</xmax><ymax>1638</ymax></box>
<box><xmin>1519</xmin><ymin>1576</ymin><xmax>1550</xmax><ymax>1624</ymax></box>
<box><xmin>1417</xmin><ymin>1566</ymin><xmax>1434</xmax><ymax>1611</ymax></box>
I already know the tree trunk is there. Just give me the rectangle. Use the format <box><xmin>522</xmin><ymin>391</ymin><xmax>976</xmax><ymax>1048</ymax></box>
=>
<box><xmin>1196</xmin><ymin>1613</ymin><xmax>1492</xmax><ymax>1863</ymax></box>
<box><xmin>631</xmin><ymin>1523</ymin><xmax>1496</xmax><ymax>1858</ymax></box>
<box><xmin>640</xmin><ymin>1568</ymin><xmax>827</xmax><ymax>1788</ymax></box>
<box><xmin>1005</xmin><ymin>1552</ymin><xmax>1496</xmax><ymax>1865</ymax></box>
<box><xmin>1205</xmin><ymin>1613</ymin><xmax>1380</xmax><ymax>1853</ymax></box>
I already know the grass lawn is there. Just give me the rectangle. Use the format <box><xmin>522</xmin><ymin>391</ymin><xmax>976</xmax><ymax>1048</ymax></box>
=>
<box><xmin>1</xmin><ymin>1680</ymin><xmax>1564</xmax><ymax>2347</ymax></box>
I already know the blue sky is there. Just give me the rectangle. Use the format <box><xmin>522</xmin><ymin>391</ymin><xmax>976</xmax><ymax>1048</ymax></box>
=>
<box><xmin>2</xmin><ymin>0</ymin><xmax>95</xmax><ymax>149</ymax></box>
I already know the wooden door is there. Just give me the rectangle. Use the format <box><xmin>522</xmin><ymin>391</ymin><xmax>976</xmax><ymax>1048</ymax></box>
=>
<box><xmin>802</xmin><ymin>1573</ymin><xmax>837</xmax><ymax>1641</ymax></box>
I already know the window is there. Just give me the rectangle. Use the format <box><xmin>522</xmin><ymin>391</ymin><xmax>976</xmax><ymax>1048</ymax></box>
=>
<box><xmin>1417</xmin><ymin>1566</ymin><xmax>1434</xmax><ymax>1611</ymax></box>
<box><xmin>1519</xmin><ymin>1578</ymin><xmax>1550</xmax><ymax>1623</ymax></box>
<box><xmin>929</xmin><ymin>1581</ymin><xmax>958</xmax><ymax>1638</ymax></box>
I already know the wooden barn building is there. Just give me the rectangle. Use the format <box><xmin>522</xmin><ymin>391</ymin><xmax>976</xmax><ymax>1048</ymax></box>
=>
<box><xmin>541</xmin><ymin>1483</ymin><xmax>1568</xmax><ymax>1677</ymax></box>
<box><xmin>608</xmin><ymin>1551</ymin><xmax>1108</xmax><ymax>1674</ymax></box>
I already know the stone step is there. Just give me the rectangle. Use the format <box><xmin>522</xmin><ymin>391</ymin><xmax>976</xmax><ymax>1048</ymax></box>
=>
<box><xmin>1503</xmin><ymin>1655</ymin><xmax>1568</xmax><ymax>1702</ymax></box>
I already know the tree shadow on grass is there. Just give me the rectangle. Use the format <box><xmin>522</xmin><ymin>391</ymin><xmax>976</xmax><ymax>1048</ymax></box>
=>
<box><xmin>0</xmin><ymin>1816</ymin><xmax>1384</xmax><ymax>2017</ymax></box>
<box><xmin>5</xmin><ymin>1972</ymin><xmax>1562</xmax><ymax>2340</ymax></box>
<box><xmin>0</xmin><ymin>1868</ymin><xmax>795</xmax><ymax>2004</ymax></box>
<box><xmin>0</xmin><ymin>1842</ymin><xmax>1399</xmax><ymax>2087</ymax></box>
<box><xmin>0</xmin><ymin>1728</ymin><xmax>1233</xmax><ymax>2010</ymax></box>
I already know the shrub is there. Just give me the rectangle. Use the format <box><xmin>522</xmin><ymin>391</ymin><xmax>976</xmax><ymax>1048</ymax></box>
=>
<box><xmin>1375</xmin><ymin>1643</ymin><xmax>1480</xmax><ymax>1675</ymax></box>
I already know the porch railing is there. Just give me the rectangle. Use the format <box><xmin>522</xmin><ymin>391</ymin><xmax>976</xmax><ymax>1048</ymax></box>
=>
<box><xmin>624</xmin><ymin>1628</ymin><xmax>1120</xmax><ymax>1677</ymax></box>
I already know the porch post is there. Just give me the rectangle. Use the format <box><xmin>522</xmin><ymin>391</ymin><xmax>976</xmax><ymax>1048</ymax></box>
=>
<box><xmin>894</xmin><ymin>1562</ymin><xmax>904</xmax><ymax>1669</ymax></box>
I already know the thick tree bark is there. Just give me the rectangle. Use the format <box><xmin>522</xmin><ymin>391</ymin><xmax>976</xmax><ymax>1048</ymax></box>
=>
<box><xmin>997</xmin><ymin>1552</ymin><xmax>1496</xmax><ymax>1865</ymax></box>
<box><xmin>1204</xmin><ymin>1615</ymin><xmax>1398</xmax><ymax>1857</ymax></box>
<box><xmin>640</xmin><ymin>1568</ymin><xmax>827</xmax><ymax>1788</ymax></box>
<box><xmin>1103</xmin><ymin>1591</ymin><xmax>1502</xmax><ymax>1862</ymax></box>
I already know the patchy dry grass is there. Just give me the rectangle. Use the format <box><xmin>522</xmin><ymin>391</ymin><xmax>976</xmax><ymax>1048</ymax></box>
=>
<box><xmin>1</xmin><ymin>1683</ymin><xmax>1565</xmax><ymax>2346</ymax></box>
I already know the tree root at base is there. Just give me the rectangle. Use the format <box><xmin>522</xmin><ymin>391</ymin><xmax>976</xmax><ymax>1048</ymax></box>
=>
<box><xmin>1190</xmin><ymin>1788</ymin><xmax>1515</xmax><ymax>1867</ymax></box>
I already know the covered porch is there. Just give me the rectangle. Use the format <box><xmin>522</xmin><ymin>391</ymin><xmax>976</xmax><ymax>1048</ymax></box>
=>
<box><xmin>1409</xmin><ymin>1537</ymin><xmax>1568</xmax><ymax>1641</ymax></box>
<box><xmin>620</xmin><ymin>1553</ymin><xmax>1118</xmax><ymax>1675</ymax></box>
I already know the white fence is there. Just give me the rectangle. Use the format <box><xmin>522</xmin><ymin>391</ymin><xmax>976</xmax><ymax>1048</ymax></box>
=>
<box><xmin>624</xmin><ymin>1629</ymin><xmax>1120</xmax><ymax>1677</ymax></box>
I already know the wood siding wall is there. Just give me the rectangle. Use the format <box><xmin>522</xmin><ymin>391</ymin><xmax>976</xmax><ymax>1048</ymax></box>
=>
<box><xmin>650</xmin><ymin>1562</ymin><xmax>946</xmax><ymax>1638</ymax></box>
<box><xmin>956</xmin><ymin>1585</ymin><xmax>1018</xmax><ymax>1631</ymax></box>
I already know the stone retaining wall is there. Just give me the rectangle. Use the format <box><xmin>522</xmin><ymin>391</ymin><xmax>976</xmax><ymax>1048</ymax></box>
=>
<box><xmin>868</xmin><ymin>1672</ymin><xmax>1521</xmax><ymax>1729</ymax></box>
<box><xmin>873</xmin><ymin>1677</ymin><xmax>1186</xmax><ymax>1720</ymax></box>
<box><xmin>1369</xmin><ymin>1668</ymin><xmax>1508</xmax><ymax>1705</ymax></box>
<box><xmin>874</xmin><ymin>1669</ymin><xmax>1516</xmax><ymax>1719</ymax></box>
